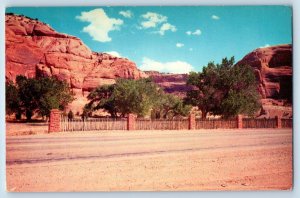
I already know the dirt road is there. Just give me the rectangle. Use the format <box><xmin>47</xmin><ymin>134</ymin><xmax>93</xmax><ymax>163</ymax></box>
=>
<box><xmin>6</xmin><ymin>129</ymin><xmax>292</xmax><ymax>191</ymax></box>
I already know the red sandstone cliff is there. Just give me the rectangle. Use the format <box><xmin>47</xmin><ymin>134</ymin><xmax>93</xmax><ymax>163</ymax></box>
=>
<box><xmin>144</xmin><ymin>71</ymin><xmax>192</xmax><ymax>98</ymax></box>
<box><xmin>5</xmin><ymin>14</ymin><xmax>147</xmax><ymax>112</ymax></box>
<box><xmin>237</xmin><ymin>44</ymin><xmax>292</xmax><ymax>118</ymax></box>
<box><xmin>237</xmin><ymin>44</ymin><xmax>292</xmax><ymax>101</ymax></box>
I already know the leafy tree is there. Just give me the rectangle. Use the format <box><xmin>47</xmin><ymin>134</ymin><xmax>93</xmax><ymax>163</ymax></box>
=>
<box><xmin>86</xmin><ymin>84</ymin><xmax>118</xmax><ymax>117</ymax></box>
<box><xmin>113</xmin><ymin>78</ymin><xmax>160</xmax><ymax>117</ymax></box>
<box><xmin>185</xmin><ymin>57</ymin><xmax>261</xmax><ymax>118</ymax></box>
<box><xmin>6</xmin><ymin>75</ymin><xmax>74</xmax><ymax>120</ymax></box>
<box><xmin>152</xmin><ymin>93</ymin><xmax>191</xmax><ymax>119</ymax></box>
<box><xmin>86</xmin><ymin>78</ymin><xmax>191</xmax><ymax>118</ymax></box>
<box><xmin>37</xmin><ymin>77</ymin><xmax>74</xmax><ymax>118</ymax></box>
<box><xmin>16</xmin><ymin>76</ymin><xmax>41</xmax><ymax>120</ymax></box>
<box><xmin>6</xmin><ymin>81</ymin><xmax>21</xmax><ymax>119</ymax></box>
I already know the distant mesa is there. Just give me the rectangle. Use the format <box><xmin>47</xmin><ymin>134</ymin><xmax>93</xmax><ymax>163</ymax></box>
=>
<box><xmin>144</xmin><ymin>71</ymin><xmax>192</xmax><ymax>98</ymax></box>
<box><xmin>5</xmin><ymin>13</ymin><xmax>292</xmax><ymax>117</ymax></box>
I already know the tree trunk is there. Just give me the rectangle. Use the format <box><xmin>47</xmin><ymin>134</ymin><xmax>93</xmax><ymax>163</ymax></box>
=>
<box><xmin>201</xmin><ymin>109</ymin><xmax>207</xmax><ymax>119</ymax></box>
<box><xmin>26</xmin><ymin>110</ymin><xmax>32</xmax><ymax>121</ymax></box>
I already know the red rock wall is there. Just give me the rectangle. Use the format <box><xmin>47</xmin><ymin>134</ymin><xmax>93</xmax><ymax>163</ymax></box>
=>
<box><xmin>236</xmin><ymin>44</ymin><xmax>292</xmax><ymax>101</ymax></box>
<box><xmin>5</xmin><ymin>14</ymin><xmax>147</xmax><ymax>112</ymax></box>
<box><xmin>144</xmin><ymin>71</ymin><xmax>192</xmax><ymax>98</ymax></box>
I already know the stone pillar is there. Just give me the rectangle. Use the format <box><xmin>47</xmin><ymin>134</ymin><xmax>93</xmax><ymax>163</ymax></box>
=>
<box><xmin>276</xmin><ymin>116</ymin><xmax>282</xmax><ymax>128</ymax></box>
<box><xmin>189</xmin><ymin>113</ymin><xmax>196</xmax><ymax>130</ymax></box>
<box><xmin>237</xmin><ymin>114</ymin><xmax>243</xmax><ymax>129</ymax></box>
<box><xmin>127</xmin><ymin>113</ymin><xmax>135</xmax><ymax>130</ymax></box>
<box><xmin>48</xmin><ymin>109</ymin><xmax>61</xmax><ymax>132</ymax></box>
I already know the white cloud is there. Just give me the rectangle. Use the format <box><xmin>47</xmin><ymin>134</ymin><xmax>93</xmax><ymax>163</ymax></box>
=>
<box><xmin>193</xmin><ymin>29</ymin><xmax>201</xmax><ymax>35</ymax></box>
<box><xmin>186</xmin><ymin>29</ymin><xmax>201</xmax><ymax>36</ymax></box>
<box><xmin>105</xmin><ymin>51</ymin><xmax>122</xmax><ymax>57</ymax></box>
<box><xmin>140</xmin><ymin>12</ymin><xmax>176</xmax><ymax>35</ymax></box>
<box><xmin>176</xmin><ymin>43</ymin><xmax>184</xmax><ymax>48</ymax></box>
<box><xmin>139</xmin><ymin>57</ymin><xmax>194</xmax><ymax>74</ymax></box>
<box><xmin>259</xmin><ymin>44</ymin><xmax>270</xmax><ymax>48</ymax></box>
<box><xmin>189</xmin><ymin>48</ymin><xmax>193</xmax><ymax>51</ymax></box>
<box><xmin>212</xmin><ymin>15</ymin><xmax>220</xmax><ymax>20</ymax></box>
<box><xmin>119</xmin><ymin>10</ymin><xmax>133</xmax><ymax>18</ymax></box>
<box><xmin>158</xmin><ymin>23</ymin><xmax>177</xmax><ymax>35</ymax></box>
<box><xmin>140</xmin><ymin>12</ymin><xmax>167</xmax><ymax>28</ymax></box>
<box><xmin>76</xmin><ymin>8</ymin><xmax>123</xmax><ymax>42</ymax></box>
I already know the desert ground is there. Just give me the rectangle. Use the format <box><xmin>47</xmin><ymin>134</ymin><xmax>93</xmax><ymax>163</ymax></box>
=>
<box><xmin>6</xmin><ymin>124</ymin><xmax>292</xmax><ymax>192</ymax></box>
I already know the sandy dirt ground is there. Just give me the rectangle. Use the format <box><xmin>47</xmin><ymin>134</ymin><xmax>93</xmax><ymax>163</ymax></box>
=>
<box><xmin>6</xmin><ymin>122</ymin><xmax>48</xmax><ymax>136</ymax></box>
<box><xmin>6</xmin><ymin>128</ymin><xmax>292</xmax><ymax>192</ymax></box>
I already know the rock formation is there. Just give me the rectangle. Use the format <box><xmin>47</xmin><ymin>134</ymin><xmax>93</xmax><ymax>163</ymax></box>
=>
<box><xmin>237</xmin><ymin>44</ymin><xmax>292</xmax><ymax>100</ymax></box>
<box><xmin>237</xmin><ymin>44</ymin><xmax>292</xmax><ymax>118</ymax></box>
<box><xmin>144</xmin><ymin>71</ymin><xmax>192</xmax><ymax>98</ymax></box>
<box><xmin>5</xmin><ymin>14</ymin><xmax>147</xmax><ymax>112</ymax></box>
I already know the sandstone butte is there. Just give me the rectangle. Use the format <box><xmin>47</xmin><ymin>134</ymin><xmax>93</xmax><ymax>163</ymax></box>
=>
<box><xmin>5</xmin><ymin>14</ymin><xmax>292</xmax><ymax>117</ymax></box>
<box><xmin>237</xmin><ymin>44</ymin><xmax>292</xmax><ymax>118</ymax></box>
<box><xmin>5</xmin><ymin>14</ymin><xmax>147</xmax><ymax>112</ymax></box>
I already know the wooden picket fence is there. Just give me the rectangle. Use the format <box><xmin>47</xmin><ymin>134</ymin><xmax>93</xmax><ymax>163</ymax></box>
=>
<box><xmin>135</xmin><ymin>119</ymin><xmax>189</xmax><ymax>130</ymax></box>
<box><xmin>282</xmin><ymin>118</ymin><xmax>293</xmax><ymax>128</ymax></box>
<box><xmin>59</xmin><ymin>116</ymin><xmax>292</xmax><ymax>132</ymax></box>
<box><xmin>60</xmin><ymin>117</ymin><xmax>127</xmax><ymax>132</ymax></box>
<box><xmin>242</xmin><ymin>118</ymin><xmax>277</xmax><ymax>128</ymax></box>
<box><xmin>195</xmin><ymin>119</ymin><xmax>237</xmax><ymax>129</ymax></box>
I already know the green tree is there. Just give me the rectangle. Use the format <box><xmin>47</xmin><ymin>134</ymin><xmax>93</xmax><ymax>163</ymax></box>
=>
<box><xmin>6</xmin><ymin>81</ymin><xmax>21</xmax><ymax>119</ymax></box>
<box><xmin>86</xmin><ymin>84</ymin><xmax>118</xmax><ymax>117</ymax></box>
<box><xmin>152</xmin><ymin>93</ymin><xmax>191</xmax><ymax>119</ymax></box>
<box><xmin>6</xmin><ymin>75</ymin><xmax>74</xmax><ymax>120</ymax></box>
<box><xmin>16</xmin><ymin>76</ymin><xmax>40</xmax><ymax>120</ymax></box>
<box><xmin>113</xmin><ymin>78</ymin><xmax>160</xmax><ymax>117</ymax></box>
<box><xmin>185</xmin><ymin>57</ymin><xmax>261</xmax><ymax>118</ymax></box>
<box><xmin>37</xmin><ymin>77</ymin><xmax>74</xmax><ymax>118</ymax></box>
<box><xmin>87</xmin><ymin>78</ymin><xmax>191</xmax><ymax>118</ymax></box>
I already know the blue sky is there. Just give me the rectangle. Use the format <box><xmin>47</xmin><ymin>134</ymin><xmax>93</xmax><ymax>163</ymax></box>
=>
<box><xmin>6</xmin><ymin>6</ymin><xmax>292</xmax><ymax>73</ymax></box>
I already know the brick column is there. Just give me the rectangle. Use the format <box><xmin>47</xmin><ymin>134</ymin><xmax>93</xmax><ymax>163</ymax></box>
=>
<box><xmin>127</xmin><ymin>113</ymin><xmax>135</xmax><ymax>130</ymax></box>
<box><xmin>48</xmin><ymin>109</ymin><xmax>61</xmax><ymax>132</ymax></box>
<box><xmin>237</xmin><ymin>114</ymin><xmax>243</xmax><ymax>129</ymax></box>
<box><xmin>276</xmin><ymin>116</ymin><xmax>282</xmax><ymax>128</ymax></box>
<box><xmin>189</xmin><ymin>113</ymin><xmax>196</xmax><ymax>130</ymax></box>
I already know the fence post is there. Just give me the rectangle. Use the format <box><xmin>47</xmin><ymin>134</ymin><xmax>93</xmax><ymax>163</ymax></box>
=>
<box><xmin>189</xmin><ymin>113</ymin><xmax>196</xmax><ymax>130</ymax></box>
<box><xmin>127</xmin><ymin>113</ymin><xmax>135</xmax><ymax>130</ymax></box>
<box><xmin>237</xmin><ymin>114</ymin><xmax>243</xmax><ymax>129</ymax></box>
<box><xmin>48</xmin><ymin>109</ymin><xmax>61</xmax><ymax>133</ymax></box>
<box><xmin>276</xmin><ymin>116</ymin><xmax>282</xmax><ymax>128</ymax></box>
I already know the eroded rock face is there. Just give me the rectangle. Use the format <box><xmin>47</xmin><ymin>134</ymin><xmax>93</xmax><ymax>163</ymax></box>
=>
<box><xmin>237</xmin><ymin>44</ymin><xmax>292</xmax><ymax>118</ymax></box>
<box><xmin>144</xmin><ymin>71</ymin><xmax>192</xmax><ymax>98</ymax></box>
<box><xmin>5</xmin><ymin>14</ymin><xmax>147</xmax><ymax>112</ymax></box>
<box><xmin>237</xmin><ymin>44</ymin><xmax>292</xmax><ymax>101</ymax></box>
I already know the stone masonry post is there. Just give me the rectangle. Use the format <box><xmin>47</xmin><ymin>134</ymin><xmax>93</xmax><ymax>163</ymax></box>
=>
<box><xmin>276</xmin><ymin>116</ymin><xmax>282</xmax><ymax>128</ymax></box>
<box><xmin>48</xmin><ymin>109</ymin><xmax>61</xmax><ymax>132</ymax></box>
<box><xmin>127</xmin><ymin>113</ymin><xmax>135</xmax><ymax>130</ymax></box>
<box><xmin>189</xmin><ymin>113</ymin><xmax>196</xmax><ymax>130</ymax></box>
<box><xmin>237</xmin><ymin>114</ymin><xmax>243</xmax><ymax>129</ymax></box>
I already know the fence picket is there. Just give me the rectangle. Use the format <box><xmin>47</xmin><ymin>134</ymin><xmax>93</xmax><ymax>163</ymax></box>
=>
<box><xmin>59</xmin><ymin>117</ymin><xmax>292</xmax><ymax>131</ymax></box>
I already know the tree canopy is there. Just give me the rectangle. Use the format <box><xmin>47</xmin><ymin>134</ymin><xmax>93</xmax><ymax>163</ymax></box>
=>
<box><xmin>6</xmin><ymin>75</ymin><xmax>74</xmax><ymax>120</ymax></box>
<box><xmin>151</xmin><ymin>93</ymin><xmax>191</xmax><ymax>119</ymax></box>
<box><xmin>185</xmin><ymin>57</ymin><xmax>261</xmax><ymax>118</ymax></box>
<box><xmin>86</xmin><ymin>78</ymin><xmax>191</xmax><ymax>118</ymax></box>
